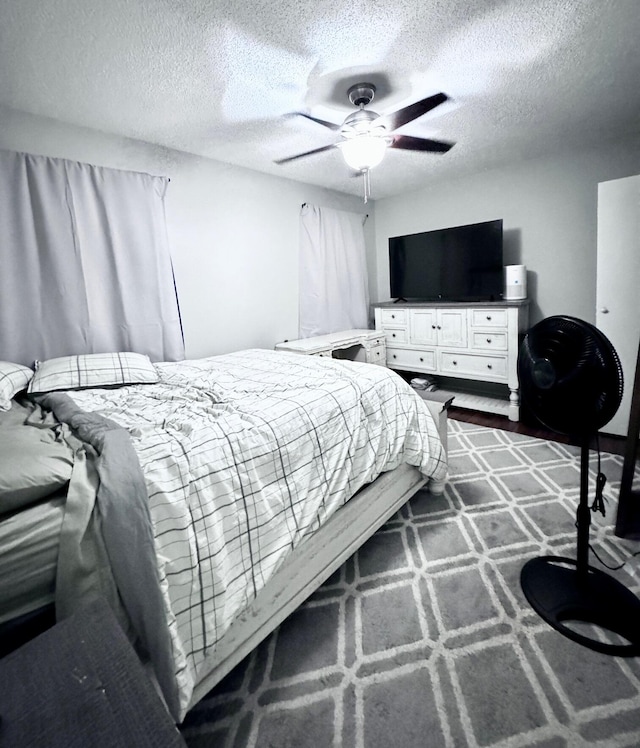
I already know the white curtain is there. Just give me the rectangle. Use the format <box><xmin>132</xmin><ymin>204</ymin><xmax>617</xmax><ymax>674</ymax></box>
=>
<box><xmin>0</xmin><ymin>150</ymin><xmax>184</xmax><ymax>366</ymax></box>
<box><xmin>299</xmin><ymin>204</ymin><xmax>369</xmax><ymax>338</ymax></box>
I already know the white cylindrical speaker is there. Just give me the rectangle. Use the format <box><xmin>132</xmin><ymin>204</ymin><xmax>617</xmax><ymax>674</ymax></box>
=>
<box><xmin>504</xmin><ymin>265</ymin><xmax>527</xmax><ymax>300</ymax></box>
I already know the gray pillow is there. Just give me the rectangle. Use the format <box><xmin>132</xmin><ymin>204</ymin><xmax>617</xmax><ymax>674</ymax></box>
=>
<box><xmin>0</xmin><ymin>402</ymin><xmax>74</xmax><ymax>517</ymax></box>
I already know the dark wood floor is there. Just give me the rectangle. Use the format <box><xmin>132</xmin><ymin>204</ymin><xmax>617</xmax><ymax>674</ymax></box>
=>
<box><xmin>448</xmin><ymin>406</ymin><xmax>627</xmax><ymax>456</ymax></box>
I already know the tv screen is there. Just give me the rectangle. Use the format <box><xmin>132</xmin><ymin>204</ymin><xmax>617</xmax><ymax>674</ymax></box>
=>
<box><xmin>389</xmin><ymin>219</ymin><xmax>504</xmax><ymax>301</ymax></box>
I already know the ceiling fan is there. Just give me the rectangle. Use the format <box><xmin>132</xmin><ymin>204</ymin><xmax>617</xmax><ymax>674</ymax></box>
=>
<box><xmin>275</xmin><ymin>83</ymin><xmax>454</xmax><ymax>201</ymax></box>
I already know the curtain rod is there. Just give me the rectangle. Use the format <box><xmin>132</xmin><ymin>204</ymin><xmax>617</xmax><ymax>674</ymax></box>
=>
<box><xmin>301</xmin><ymin>202</ymin><xmax>369</xmax><ymax>219</ymax></box>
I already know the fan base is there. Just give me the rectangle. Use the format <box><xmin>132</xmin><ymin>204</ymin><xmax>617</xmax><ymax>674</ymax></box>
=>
<box><xmin>521</xmin><ymin>556</ymin><xmax>640</xmax><ymax>656</ymax></box>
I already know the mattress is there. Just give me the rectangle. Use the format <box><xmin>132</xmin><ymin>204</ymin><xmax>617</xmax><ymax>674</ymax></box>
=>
<box><xmin>0</xmin><ymin>493</ymin><xmax>65</xmax><ymax>625</ymax></box>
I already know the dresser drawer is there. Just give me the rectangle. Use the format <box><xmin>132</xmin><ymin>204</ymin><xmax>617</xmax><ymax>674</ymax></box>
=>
<box><xmin>439</xmin><ymin>351</ymin><xmax>507</xmax><ymax>380</ymax></box>
<box><xmin>387</xmin><ymin>347</ymin><xmax>437</xmax><ymax>371</ymax></box>
<box><xmin>368</xmin><ymin>334</ymin><xmax>386</xmax><ymax>348</ymax></box>
<box><xmin>471</xmin><ymin>331</ymin><xmax>508</xmax><ymax>351</ymax></box>
<box><xmin>367</xmin><ymin>344</ymin><xmax>387</xmax><ymax>365</ymax></box>
<box><xmin>380</xmin><ymin>309</ymin><xmax>407</xmax><ymax>326</ymax></box>
<box><xmin>470</xmin><ymin>309</ymin><xmax>508</xmax><ymax>329</ymax></box>
<box><xmin>384</xmin><ymin>327</ymin><xmax>408</xmax><ymax>345</ymax></box>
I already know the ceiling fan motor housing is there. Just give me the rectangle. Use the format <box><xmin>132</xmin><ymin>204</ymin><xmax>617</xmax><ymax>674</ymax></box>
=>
<box><xmin>341</xmin><ymin>108</ymin><xmax>382</xmax><ymax>135</ymax></box>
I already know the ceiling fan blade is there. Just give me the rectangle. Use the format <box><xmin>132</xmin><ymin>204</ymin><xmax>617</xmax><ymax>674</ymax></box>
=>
<box><xmin>390</xmin><ymin>135</ymin><xmax>454</xmax><ymax>153</ymax></box>
<box><xmin>379</xmin><ymin>92</ymin><xmax>449</xmax><ymax>132</ymax></box>
<box><xmin>292</xmin><ymin>113</ymin><xmax>341</xmax><ymax>131</ymax></box>
<box><xmin>274</xmin><ymin>143</ymin><xmax>337</xmax><ymax>165</ymax></box>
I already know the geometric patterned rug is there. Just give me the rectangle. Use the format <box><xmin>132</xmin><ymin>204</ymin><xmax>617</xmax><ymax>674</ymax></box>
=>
<box><xmin>180</xmin><ymin>420</ymin><xmax>640</xmax><ymax>747</ymax></box>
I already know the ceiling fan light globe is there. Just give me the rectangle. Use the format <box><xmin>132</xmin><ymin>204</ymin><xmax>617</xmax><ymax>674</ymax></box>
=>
<box><xmin>340</xmin><ymin>136</ymin><xmax>387</xmax><ymax>171</ymax></box>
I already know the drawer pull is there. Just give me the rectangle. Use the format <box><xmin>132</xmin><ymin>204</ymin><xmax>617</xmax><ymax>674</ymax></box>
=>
<box><xmin>486</xmin><ymin>315</ymin><xmax>492</xmax><ymax>321</ymax></box>
<box><xmin>437</xmin><ymin>325</ymin><xmax>442</xmax><ymax>330</ymax></box>
<box><xmin>431</xmin><ymin>325</ymin><xmax>436</xmax><ymax>330</ymax></box>
<box><xmin>452</xmin><ymin>360</ymin><xmax>457</xmax><ymax>366</ymax></box>
<box><xmin>391</xmin><ymin>314</ymin><xmax>395</xmax><ymax>319</ymax></box>
<box><xmin>419</xmin><ymin>357</ymin><xmax>424</xmax><ymax>362</ymax></box>
<box><xmin>486</xmin><ymin>338</ymin><xmax>492</xmax><ymax>344</ymax></box>
<box><xmin>392</xmin><ymin>354</ymin><xmax>397</xmax><ymax>359</ymax></box>
<box><xmin>487</xmin><ymin>364</ymin><xmax>493</xmax><ymax>370</ymax></box>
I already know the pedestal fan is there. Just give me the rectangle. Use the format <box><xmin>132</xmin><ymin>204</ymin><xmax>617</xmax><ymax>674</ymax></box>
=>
<box><xmin>518</xmin><ymin>315</ymin><xmax>640</xmax><ymax>655</ymax></box>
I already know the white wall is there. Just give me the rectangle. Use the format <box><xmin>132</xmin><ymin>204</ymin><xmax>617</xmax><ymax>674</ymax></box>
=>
<box><xmin>373</xmin><ymin>135</ymin><xmax>640</xmax><ymax>326</ymax></box>
<box><xmin>0</xmin><ymin>105</ymin><xmax>373</xmax><ymax>359</ymax></box>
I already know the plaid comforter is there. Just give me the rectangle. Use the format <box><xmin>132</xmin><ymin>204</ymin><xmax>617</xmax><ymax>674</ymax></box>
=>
<box><xmin>67</xmin><ymin>349</ymin><xmax>446</xmax><ymax>718</ymax></box>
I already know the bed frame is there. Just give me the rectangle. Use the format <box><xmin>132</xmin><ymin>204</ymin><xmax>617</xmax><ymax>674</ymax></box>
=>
<box><xmin>188</xmin><ymin>399</ymin><xmax>448</xmax><ymax>710</ymax></box>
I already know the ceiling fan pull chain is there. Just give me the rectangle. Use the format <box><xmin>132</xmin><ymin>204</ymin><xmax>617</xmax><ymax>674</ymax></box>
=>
<box><xmin>363</xmin><ymin>169</ymin><xmax>371</xmax><ymax>203</ymax></box>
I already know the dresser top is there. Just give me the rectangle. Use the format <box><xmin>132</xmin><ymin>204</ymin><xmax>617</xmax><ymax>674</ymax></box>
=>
<box><xmin>373</xmin><ymin>299</ymin><xmax>529</xmax><ymax>309</ymax></box>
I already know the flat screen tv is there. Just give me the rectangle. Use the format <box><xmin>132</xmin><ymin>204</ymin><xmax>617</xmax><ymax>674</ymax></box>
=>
<box><xmin>389</xmin><ymin>219</ymin><xmax>504</xmax><ymax>302</ymax></box>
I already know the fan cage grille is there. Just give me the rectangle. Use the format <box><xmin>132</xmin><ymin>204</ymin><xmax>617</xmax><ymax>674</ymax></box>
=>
<box><xmin>518</xmin><ymin>316</ymin><xmax>623</xmax><ymax>436</ymax></box>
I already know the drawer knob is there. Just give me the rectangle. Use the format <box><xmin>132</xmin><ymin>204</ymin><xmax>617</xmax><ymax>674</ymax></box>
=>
<box><xmin>419</xmin><ymin>357</ymin><xmax>424</xmax><ymax>362</ymax></box>
<box><xmin>452</xmin><ymin>360</ymin><xmax>457</xmax><ymax>366</ymax></box>
<box><xmin>437</xmin><ymin>325</ymin><xmax>442</xmax><ymax>330</ymax></box>
<box><xmin>391</xmin><ymin>314</ymin><xmax>395</xmax><ymax>319</ymax></box>
<box><xmin>392</xmin><ymin>354</ymin><xmax>397</xmax><ymax>359</ymax></box>
<box><xmin>431</xmin><ymin>325</ymin><xmax>436</xmax><ymax>329</ymax></box>
<box><xmin>486</xmin><ymin>315</ymin><xmax>492</xmax><ymax>320</ymax></box>
<box><xmin>392</xmin><ymin>333</ymin><xmax>396</xmax><ymax>338</ymax></box>
<box><xmin>486</xmin><ymin>338</ymin><xmax>492</xmax><ymax>344</ymax></box>
<box><xmin>487</xmin><ymin>364</ymin><xmax>493</xmax><ymax>370</ymax></box>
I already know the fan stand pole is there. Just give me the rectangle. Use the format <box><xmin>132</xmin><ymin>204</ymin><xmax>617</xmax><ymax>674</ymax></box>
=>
<box><xmin>575</xmin><ymin>438</ymin><xmax>591</xmax><ymax>584</ymax></box>
<box><xmin>520</xmin><ymin>435</ymin><xmax>640</xmax><ymax>656</ymax></box>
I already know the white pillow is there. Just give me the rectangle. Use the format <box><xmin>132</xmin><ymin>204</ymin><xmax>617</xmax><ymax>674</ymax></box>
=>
<box><xmin>0</xmin><ymin>361</ymin><xmax>34</xmax><ymax>410</ymax></box>
<box><xmin>28</xmin><ymin>352</ymin><xmax>159</xmax><ymax>394</ymax></box>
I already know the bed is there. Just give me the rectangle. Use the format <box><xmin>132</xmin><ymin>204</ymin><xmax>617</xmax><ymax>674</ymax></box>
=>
<box><xmin>0</xmin><ymin>348</ymin><xmax>447</xmax><ymax>722</ymax></box>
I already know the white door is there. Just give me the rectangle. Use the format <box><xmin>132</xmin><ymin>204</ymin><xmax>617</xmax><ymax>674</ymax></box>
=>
<box><xmin>596</xmin><ymin>175</ymin><xmax>640</xmax><ymax>436</ymax></box>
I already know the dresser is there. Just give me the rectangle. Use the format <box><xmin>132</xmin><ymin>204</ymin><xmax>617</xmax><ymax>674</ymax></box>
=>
<box><xmin>275</xmin><ymin>329</ymin><xmax>386</xmax><ymax>365</ymax></box>
<box><xmin>374</xmin><ymin>301</ymin><xmax>529</xmax><ymax>420</ymax></box>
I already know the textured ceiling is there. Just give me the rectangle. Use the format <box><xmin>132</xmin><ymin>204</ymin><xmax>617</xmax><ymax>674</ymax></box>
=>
<box><xmin>1</xmin><ymin>0</ymin><xmax>639</xmax><ymax>200</ymax></box>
